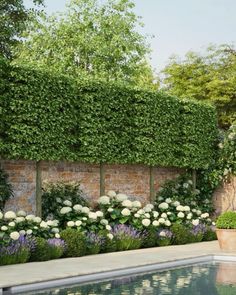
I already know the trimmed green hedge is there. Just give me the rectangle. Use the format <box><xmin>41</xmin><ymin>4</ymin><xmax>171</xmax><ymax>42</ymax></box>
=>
<box><xmin>0</xmin><ymin>65</ymin><xmax>218</xmax><ymax>168</ymax></box>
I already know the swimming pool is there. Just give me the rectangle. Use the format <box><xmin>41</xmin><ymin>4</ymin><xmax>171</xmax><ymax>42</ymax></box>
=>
<box><xmin>14</xmin><ymin>259</ymin><xmax>236</xmax><ymax>295</ymax></box>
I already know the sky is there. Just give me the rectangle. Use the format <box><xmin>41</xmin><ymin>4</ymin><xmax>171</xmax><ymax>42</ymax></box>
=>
<box><xmin>25</xmin><ymin>0</ymin><xmax>236</xmax><ymax>72</ymax></box>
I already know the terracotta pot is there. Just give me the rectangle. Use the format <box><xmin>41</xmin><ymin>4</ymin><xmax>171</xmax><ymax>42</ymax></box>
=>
<box><xmin>216</xmin><ymin>228</ymin><xmax>236</xmax><ymax>251</ymax></box>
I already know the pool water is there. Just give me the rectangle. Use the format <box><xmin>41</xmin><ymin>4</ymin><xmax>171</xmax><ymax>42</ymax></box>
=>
<box><xmin>25</xmin><ymin>262</ymin><xmax>236</xmax><ymax>295</ymax></box>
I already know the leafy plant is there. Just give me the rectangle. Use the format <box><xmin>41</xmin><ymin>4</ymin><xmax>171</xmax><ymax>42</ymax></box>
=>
<box><xmin>0</xmin><ymin>167</ymin><xmax>13</xmax><ymax>210</ymax></box>
<box><xmin>142</xmin><ymin>228</ymin><xmax>157</xmax><ymax>248</ymax></box>
<box><xmin>171</xmin><ymin>224</ymin><xmax>190</xmax><ymax>245</ymax></box>
<box><xmin>1</xmin><ymin>65</ymin><xmax>217</xmax><ymax>170</ymax></box>
<box><xmin>42</xmin><ymin>181</ymin><xmax>88</xmax><ymax>220</ymax></box>
<box><xmin>85</xmin><ymin>232</ymin><xmax>104</xmax><ymax>255</ymax></box>
<box><xmin>47</xmin><ymin>238</ymin><xmax>66</xmax><ymax>259</ymax></box>
<box><xmin>216</xmin><ymin>211</ymin><xmax>236</xmax><ymax>229</ymax></box>
<box><xmin>30</xmin><ymin>237</ymin><xmax>52</xmax><ymax>262</ymax></box>
<box><xmin>111</xmin><ymin>224</ymin><xmax>142</xmax><ymax>251</ymax></box>
<box><xmin>60</xmin><ymin>228</ymin><xmax>86</xmax><ymax>257</ymax></box>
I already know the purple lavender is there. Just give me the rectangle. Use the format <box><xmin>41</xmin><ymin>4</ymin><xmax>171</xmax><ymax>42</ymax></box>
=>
<box><xmin>157</xmin><ymin>229</ymin><xmax>173</xmax><ymax>239</ymax></box>
<box><xmin>0</xmin><ymin>235</ymin><xmax>35</xmax><ymax>256</ymax></box>
<box><xmin>191</xmin><ymin>223</ymin><xmax>207</xmax><ymax>236</ymax></box>
<box><xmin>47</xmin><ymin>238</ymin><xmax>66</xmax><ymax>250</ymax></box>
<box><xmin>111</xmin><ymin>224</ymin><xmax>142</xmax><ymax>239</ymax></box>
<box><xmin>86</xmin><ymin>232</ymin><xmax>105</xmax><ymax>247</ymax></box>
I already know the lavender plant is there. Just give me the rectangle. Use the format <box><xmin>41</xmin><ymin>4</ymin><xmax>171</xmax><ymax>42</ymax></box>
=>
<box><xmin>157</xmin><ymin>229</ymin><xmax>173</xmax><ymax>246</ymax></box>
<box><xmin>111</xmin><ymin>224</ymin><xmax>142</xmax><ymax>251</ymax></box>
<box><xmin>86</xmin><ymin>232</ymin><xmax>105</xmax><ymax>255</ymax></box>
<box><xmin>47</xmin><ymin>238</ymin><xmax>66</xmax><ymax>259</ymax></box>
<box><xmin>0</xmin><ymin>235</ymin><xmax>35</xmax><ymax>265</ymax></box>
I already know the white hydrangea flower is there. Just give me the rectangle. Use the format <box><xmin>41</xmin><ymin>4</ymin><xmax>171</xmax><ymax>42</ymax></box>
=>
<box><xmin>201</xmin><ymin>213</ymin><xmax>209</xmax><ymax>219</ymax></box>
<box><xmin>33</xmin><ymin>217</ymin><xmax>42</xmax><ymax>223</ymax></box>
<box><xmin>73</xmin><ymin>204</ymin><xmax>83</xmax><ymax>211</ymax></box>
<box><xmin>159</xmin><ymin>230</ymin><xmax>166</xmax><ymax>237</ymax></box>
<box><xmin>161</xmin><ymin>213</ymin><xmax>167</xmax><ymax>218</ymax></box>
<box><xmin>60</xmin><ymin>207</ymin><xmax>72</xmax><ymax>214</ymax></box>
<box><xmin>142</xmin><ymin>219</ymin><xmax>151</xmax><ymax>227</ymax></box>
<box><xmin>82</xmin><ymin>217</ymin><xmax>87</xmax><ymax>221</ymax></box>
<box><xmin>158</xmin><ymin>202</ymin><xmax>169</xmax><ymax>210</ymax></box>
<box><xmin>4</xmin><ymin>211</ymin><xmax>16</xmax><ymax>220</ymax></box>
<box><xmin>165</xmin><ymin>220</ymin><xmax>171</xmax><ymax>226</ymax></box>
<box><xmin>146</xmin><ymin>204</ymin><xmax>154</xmax><ymax>210</ymax></box>
<box><xmin>88</xmin><ymin>212</ymin><xmax>97</xmax><ymax>220</ymax></box>
<box><xmin>177</xmin><ymin>212</ymin><xmax>185</xmax><ymax>218</ymax></box>
<box><xmin>107</xmin><ymin>233</ymin><xmax>114</xmax><ymax>240</ymax></box>
<box><xmin>152</xmin><ymin>220</ymin><xmax>160</xmax><ymax>226</ymax></box>
<box><xmin>192</xmin><ymin>219</ymin><xmax>199</xmax><ymax>226</ymax></box>
<box><xmin>63</xmin><ymin>200</ymin><xmax>72</xmax><ymax>207</ymax></box>
<box><xmin>51</xmin><ymin>228</ymin><xmax>59</xmax><ymax>233</ymax></box>
<box><xmin>137</xmin><ymin>209</ymin><xmax>145</xmax><ymax>215</ymax></box>
<box><xmin>183</xmin><ymin>206</ymin><xmax>190</xmax><ymax>212</ymax></box>
<box><xmin>145</xmin><ymin>213</ymin><xmax>151</xmax><ymax>218</ymax></box>
<box><xmin>51</xmin><ymin>220</ymin><xmax>59</xmax><ymax>227</ymax></box>
<box><xmin>98</xmin><ymin>196</ymin><xmax>110</xmax><ymax>205</ymax></box>
<box><xmin>55</xmin><ymin>233</ymin><xmax>60</xmax><ymax>239</ymax></box>
<box><xmin>172</xmin><ymin>201</ymin><xmax>180</xmax><ymax>207</ymax></box>
<box><xmin>1</xmin><ymin>225</ymin><xmax>8</xmax><ymax>231</ymax></box>
<box><xmin>196</xmin><ymin>210</ymin><xmax>202</xmax><ymax>216</ymax></box>
<box><xmin>25</xmin><ymin>214</ymin><xmax>36</xmax><ymax>221</ymax></box>
<box><xmin>67</xmin><ymin>221</ymin><xmax>75</xmax><ymax>227</ymax></box>
<box><xmin>10</xmin><ymin>231</ymin><xmax>20</xmax><ymax>240</ymax></box>
<box><xmin>153</xmin><ymin>211</ymin><xmax>159</xmax><ymax>218</ymax></box>
<box><xmin>40</xmin><ymin>221</ymin><xmax>48</xmax><ymax>228</ymax></box>
<box><xmin>107</xmin><ymin>190</ymin><xmax>116</xmax><ymax>198</ymax></box>
<box><xmin>17</xmin><ymin>210</ymin><xmax>27</xmax><ymax>217</ymax></box>
<box><xmin>192</xmin><ymin>209</ymin><xmax>197</xmax><ymax>213</ymax></box>
<box><xmin>122</xmin><ymin>200</ymin><xmax>133</xmax><ymax>208</ymax></box>
<box><xmin>15</xmin><ymin>217</ymin><xmax>25</xmax><ymax>223</ymax></box>
<box><xmin>107</xmin><ymin>208</ymin><xmax>114</xmax><ymax>212</ymax></box>
<box><xmin>26</xmin><ymin>229</ymin><xmax>33</xmax><ymax>235</ymax></box>
<box><xmin>116</xmin><ymin>193</ymin><xmax>128</xmax><ymax>202</ymax></box>
<box><xmin>158</xmin><ymin>218</ymin><xmax>166</xmax><ymax>224</ymax></box>
<box><xmin>134</xmin><ymin>213</ymin><xmax>140</xmax><ymax>218</ymax></box>
<box><xmin>207</xmin><ymin>218</ymin><xmax>212</xmax><ymax>222</ymax></box>
<box><xmin>33</xmin><ymin>226</ymin><xmax>38</xmax><ymax>230</ymax></box>
<box><xmin>132</xmin><ymin>201</ymin><xmax>142</xmax><ymax>208</ymax></box>
<box><xmin>19</xmin><ymin>230</ymin><xmax>26</xmax><ymax>235</ymax></box>
<box><xmin>75</xmin><ymin>220</ymin><xmax>82</xmax><ymax>227</ymax></box>
<box><xmin>81</xmin><ymin>207</ymin><xmax>90</xmax><ymax>214</ymax></box>
<box><xmin>121</xmin><ymin>208</ymin><xmax>131</xmax><ymax>216</ymax></box>
<box><xmin>100</xmin><ymin>219</ymin><xmax>108</xmax><ymax>225</ymax></box>
<box><xmin>96</xmin><ymin>211</ymin><xmax>104</xmax><ymax>217</ymax></box>
<box><xmin>176</xmin><ymin>205</ymin><xmax>184</xmax><ymax>211</ymax></box>
<box><xmin>187</xmin><ymin>213</ymin><xmax>193</xmax><ymax>220</ymax></box>
<box><xmin>167</xmin><ymin>212</ymin><xmax>172</xmax><ymax>215</ymax></box>
<box><xmin>47</xmin><ymin>220</ymin><xmax>55</xmax><ymax>226</ymax></box>
<box><xmin>0</xmin><ymin>212</ymin><xmax>3</xmax><ymax>219</ymax></box>
<box><xmin>8</xmin><ymin>221</ymin><xmax>15</xmax><ymax>227</ymax></box>
<box><xmin>165</xmin><ymin>198</ymin><xmax>172</xmax><ymax>204</ymax></box>
<box><xmin>212</xmin><ymin>222</ymin><xmax>216</xmax><ymax>226</ymax></box>
<box><xmin>106</xmin><ymin>225</ymin><xmax>112</xmax><ymax>231</ymax></box>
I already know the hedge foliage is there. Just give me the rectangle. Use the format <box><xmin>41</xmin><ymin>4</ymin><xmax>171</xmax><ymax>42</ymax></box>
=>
<box><xmin>0</xmin><ymin>65</ymin><xmax>218</xmax><ymax>168</ymax></box>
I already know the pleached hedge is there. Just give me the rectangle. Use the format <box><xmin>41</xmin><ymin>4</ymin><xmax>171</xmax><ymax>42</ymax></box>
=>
<box><xmin>0</xmin><ymin>65</ymin><xmax>218</xmax><ymax>169</ymax></box>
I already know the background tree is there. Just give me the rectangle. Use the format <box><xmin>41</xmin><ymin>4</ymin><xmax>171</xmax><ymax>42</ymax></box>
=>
<box><xmin>0</xmin><ymin>0</ymin><xmax>44</xmax><ymax>59</ymax></box>
<box><xmin>14</xmin><ymin>0</ymin><xmax>157</xmax><ymax>87</ymax></box>
<box><xmin>161</xmin><ymin>44</ymin><xmax>236</xmax><ymax>129</ymax></box>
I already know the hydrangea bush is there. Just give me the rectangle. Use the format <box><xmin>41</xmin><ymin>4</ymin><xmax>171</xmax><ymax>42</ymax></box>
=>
<box><xmin>0</xmin><ymin>190</ymin><xmax>216</xmax><ymax>265</ymax></box>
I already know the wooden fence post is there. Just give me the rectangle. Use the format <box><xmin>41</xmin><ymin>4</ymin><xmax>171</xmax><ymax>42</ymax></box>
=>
<box><xmin>192</xmin><ymin>169</ymin><xmax>197</xmax><ymax>190</ymax></box>
<box><xmin>150</xmin><ymin>166</ymin><xmax>155</xmax><ymax>203</ymax></box>
<box><xmin>36</xmin><ymin>161</ymin><xmax>42</xmax><ymax>217</ymax></box>
<box><xmin>100</xmin><ymin>163</ymin><xmax>105</xmax><ymax>196</ymax></box>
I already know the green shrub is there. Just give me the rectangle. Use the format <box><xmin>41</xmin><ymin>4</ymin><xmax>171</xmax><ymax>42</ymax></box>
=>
<box><xmin>0</xmin><ymin>248</ymin><xmax>30</xmax><ymax>266</ymax></box>
<box><xmin>30</xmin><ymin>237</ymin><xmax>52</xmax><ymax>262</ymax></box>
<box><xmin>42</xmin><ymin>181</ymin><xmax>88</xmax><ymax>220</ymax></box>
<box><xmin>203</xmin><ymin>228</ymin><xmax>217</xmax><ymax>241</ymax></box>
<box><xmin>1</xmin><ymin>66</ymin><xmax>217</xmax><ymax>169</ymax></box>
<box><xmin>47</xmin><ymin>238</ymin><xmax>66</xmax><ymax>259</ymax></box>
<box><xmin>60</xmin><ymin>228</ymin><xmax>86</xmax><ymax>257</ymax></box>
<box><xmin>158</xmin><ymin>238</ymin><xmax>172</xmax><ymax>247</ymax></box>
<box><xmin>171</xmin><ymin>224</ymin><xmax>190</xmax><ymax>245</ymax></box>
<box><xmin>142</xmin><ymin>228</ymin><xmax>157</xmax><ymax>248</ymax></box>
<box><xmin>216</xmin><ymin>211</ymin><xmax>236</xmax><ymax>229</ymax></box>
<box><xmin>0</xmin><ymin>167</ymin><xmax>13</xmax><ymax>210</ymax></box>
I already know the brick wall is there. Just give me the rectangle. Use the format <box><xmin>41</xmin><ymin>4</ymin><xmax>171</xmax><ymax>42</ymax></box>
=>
<box><xmin>1</xmin><ymin>160</ymin><xmax>184</xmax><ymax>214</ymax></box>
<box><xmin>213</xmin><ymin>176</ymin><xmax>236</xmax><ymax>214</ymax></box>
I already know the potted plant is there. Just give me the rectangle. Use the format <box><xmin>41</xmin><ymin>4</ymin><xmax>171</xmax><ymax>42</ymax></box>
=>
<box><xmin>216</xmin><ymin>211</ymin><xmax>236</xmax><ymax>251</ymax></box>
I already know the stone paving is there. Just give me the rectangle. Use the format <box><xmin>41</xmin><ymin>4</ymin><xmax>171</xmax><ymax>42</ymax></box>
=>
<box><xmin>0</xmin><ymin>241</ymin><xmax>235</xmax><ymax>290</ymax></box>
